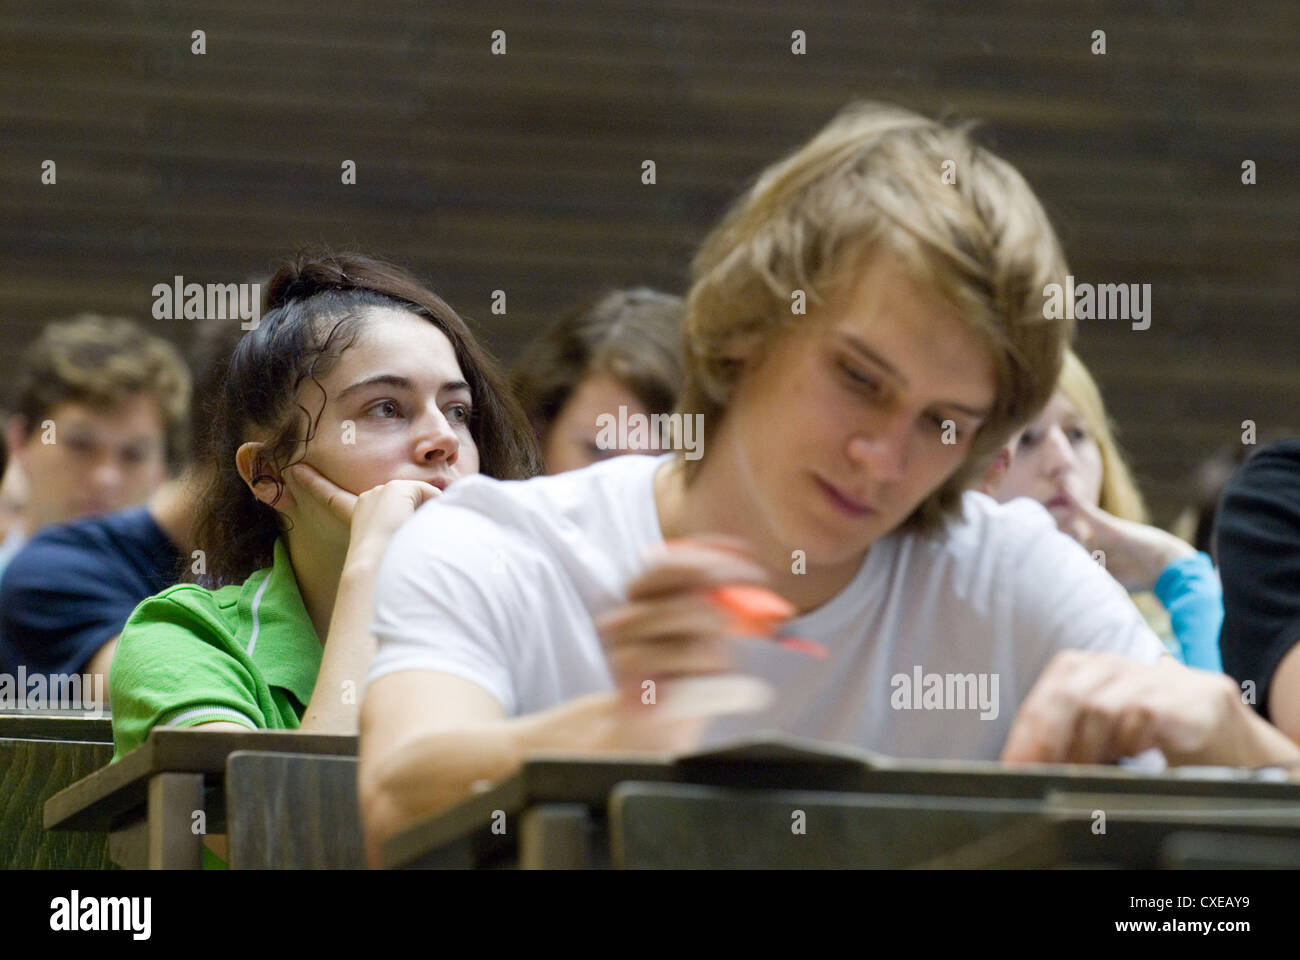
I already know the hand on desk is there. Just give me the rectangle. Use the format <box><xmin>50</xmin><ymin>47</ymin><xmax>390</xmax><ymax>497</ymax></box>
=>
<box><xmin>1001</xmin><ymin>650</ymin><xmax>1300</xmax><ymax>769</ymax></box>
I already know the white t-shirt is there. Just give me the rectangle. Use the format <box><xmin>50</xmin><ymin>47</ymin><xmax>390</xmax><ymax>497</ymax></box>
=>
<box><xmin>368</xmin><ymin>453</ymin><xmax>1165</xmax><ymax>761</ymax></box>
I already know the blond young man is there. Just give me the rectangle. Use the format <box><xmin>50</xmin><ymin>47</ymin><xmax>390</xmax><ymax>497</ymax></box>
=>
<box><xmin>357</xmin><ymin>102</ymin><xmax>1289</xmax><ymax>863</ymax></box>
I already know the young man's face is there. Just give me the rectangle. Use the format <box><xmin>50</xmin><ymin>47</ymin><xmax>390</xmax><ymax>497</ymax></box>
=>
<box><xmin>8</xmin><ymin>394</ymin><xmax>170</xmax><ymax>532</ymax></box>
<box><xmin>721</xmin><ymin>250</ymin><xmax>996</xmax><ymax>568</ymax></box>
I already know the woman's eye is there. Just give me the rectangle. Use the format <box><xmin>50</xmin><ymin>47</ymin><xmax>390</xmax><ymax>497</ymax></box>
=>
<box><xmin>368</xmin><ymin>400</ymin><xmax>401</xmax><ymax>419</ymax></box>
<box><xmin>446</xmin><ymin>404</ymin><xmax>472</xmax><ymax>424</ymax></box>
<box><xmin>1067</xmin><ymin>426</ymin><xmax>1089</xmax><ymax>443</ymax></box>
<box><xmin>1018</xmin><ymin>431</ymin><xmax>1040</xmax><ymax>450</ymax></box>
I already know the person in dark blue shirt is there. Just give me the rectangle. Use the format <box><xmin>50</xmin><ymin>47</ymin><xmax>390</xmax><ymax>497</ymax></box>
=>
<box><xmin>0</xmin><ymin>501</ymin><xmax>185</xmax><ymax>679</ymax></box>
<box><xmin>0</xmin><ymin>316</ymin><xmax>244</xmax><ymax>698</ymax></box>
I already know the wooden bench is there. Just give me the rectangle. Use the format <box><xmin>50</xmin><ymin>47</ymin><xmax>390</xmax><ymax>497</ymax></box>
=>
<box><xmin>44</xmin><ymin>728</ymin><xmax>358</xmax><ymax>869</ymax></box>
<box><xmin>0</xmin><ymin>709</ymin><xmax>114</xmax><ymax>869</ymax></box>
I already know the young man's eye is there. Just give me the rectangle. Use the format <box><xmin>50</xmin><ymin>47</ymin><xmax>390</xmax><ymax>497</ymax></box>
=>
<box><xmin>930</xmin><ymin>415</ymin><xmax>960</xmax><ymax>437</ymax></box>
<box><xmin>838</xmin><ymin>362</ymin><xmax>881</xmax><ymax>395</ymax></box>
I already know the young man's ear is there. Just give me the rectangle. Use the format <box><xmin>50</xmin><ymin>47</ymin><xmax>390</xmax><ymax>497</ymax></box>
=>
<box><xmin>718</xmin><ymin>328</ymin><xmax>770</xmax><ymax>369</ymax></box>
<box><xmin>974</xmin><ymin>434</ymin><xmax>1022</xmax><ymax>497</ymax></box>
<box><xmin>5</xmin><ymin>415</ymin><xmax>29</xmax><ymax>468</ymax></box>
<box><xmin>235</xmin><ymin>441</ymin><xmax>295</xmax><ymax>511</ymax></box>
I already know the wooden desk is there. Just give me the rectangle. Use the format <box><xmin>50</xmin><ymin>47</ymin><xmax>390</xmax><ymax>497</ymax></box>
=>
<box><xmin>225</xmin><ymin>751</ymin><xmax>365</xmax><ymax>869</ymax></box>
<box><xmin>0</xmin><ymin>708</ymin><xmax>112</xmax><ymax>742</ymax></box>
<box><xmin>383</xmin><ymin>736</ymin><xmax>1300</xmax><ymax>869</ymax></box>
<box><xmin>0</xmin><ymin>709</ymin><xmax>115</xmax><ymax>869</ymax></box>
<box><xmin>44</xmin><ymin>728</ymin><xmax>356</xmax><ymax>869</ymax></box>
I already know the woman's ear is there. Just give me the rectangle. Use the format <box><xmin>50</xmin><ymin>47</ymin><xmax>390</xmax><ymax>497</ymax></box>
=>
<box><xmin>235</xmin><ymin>441</ymin><xmax>294</xmax><ymax>511</ymax></box>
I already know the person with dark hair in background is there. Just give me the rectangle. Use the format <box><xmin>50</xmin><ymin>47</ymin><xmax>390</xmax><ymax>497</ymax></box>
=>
<box><xmin>511</xmin><ymin>288</ymin><xmax>684</xmax><ymax>473</ymax></box>
<box><xmin>0</xmin><ymin>317</ymin><xmax>245</xmax><ymax>695</ymax></box>
<box><xmin>1170</xmin><ymin>430</ymin><xmax>1294</xmax><ymax>560</ymax></box>
<box><xmin>0</xmin><ymin>315</ymin><xmax>190</xmax><ymax>581</ymax></box>
<box><xmin>109</xmin><ymin>250</ymin><xmax>539</xmax><ymax>763</ymax></box>
<box><xmin>1217</xmin><ymin>438</ymin><xmax>1300</xmax><ymax>747</ymax></box>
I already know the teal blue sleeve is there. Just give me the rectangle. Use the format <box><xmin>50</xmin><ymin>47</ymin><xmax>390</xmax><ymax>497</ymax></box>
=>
<box><xmin>1153</xmin><ymin>551</ymin><xmax>1224</xmax><ymax>672</ymax></box>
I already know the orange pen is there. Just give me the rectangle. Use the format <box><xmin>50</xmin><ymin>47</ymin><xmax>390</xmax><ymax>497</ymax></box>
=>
<box><xmin>659</xmin><ymin>538</ymin><xmax>829</xmax><ymax>660</ymax></box>
<box><xmin>708</xmin><ymin>585</ymin><xmax>829</xmax><ymax>660</ymax></box>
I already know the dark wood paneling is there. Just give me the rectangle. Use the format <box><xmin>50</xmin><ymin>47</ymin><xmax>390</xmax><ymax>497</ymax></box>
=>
<box><xmin>0</xmin><ymin>738</ymin><xmax>115</xmax><ymax>869</ymax></box>
<box><xmin>2</xmin><ymin>0</ymin><xmax>1296</xmax><ymax>522</ymax></box>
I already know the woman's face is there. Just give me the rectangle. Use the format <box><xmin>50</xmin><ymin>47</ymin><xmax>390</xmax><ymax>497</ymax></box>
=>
<box><xmin>994</xmin><ymin>388</ymin><xmax>1104</xmax><ymax>523</ymax></box>
<box><xmin>542</xmin><ymin>372</ymin><xmax>659</xmax><ymax>473</ymax></box>
<box><xmin>290</xmin><ymin>306</ymin><xmax>480</xmax><ymax>496</ymax></box>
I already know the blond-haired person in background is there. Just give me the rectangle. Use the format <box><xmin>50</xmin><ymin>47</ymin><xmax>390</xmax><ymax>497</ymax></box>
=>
<box><xmin>992</xmin><ymin>349</ymin><xmax>1222</xmax><ymax>671</ymax></box>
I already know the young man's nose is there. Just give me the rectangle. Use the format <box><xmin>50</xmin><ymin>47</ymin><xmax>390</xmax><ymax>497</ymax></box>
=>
<box><xmin>846</xmin><ymin>415</ymin><xmax>910</xmax><ymax>483</ymax></box>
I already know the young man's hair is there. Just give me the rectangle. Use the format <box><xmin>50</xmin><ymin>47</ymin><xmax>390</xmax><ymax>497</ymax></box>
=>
<box><xmin>511</xmin><ymin>288</ymin><xmax>684</xmax><ymax>441</ymax></box>
<box><xmin>679</xmin><ymin>100</ymin><xmax>1072</xmax><ymax>532</ymax></box>
<box><xmin>10</xmin><ymin>314</ymin><xmax>191</xmax><ymax>473</ymax></box>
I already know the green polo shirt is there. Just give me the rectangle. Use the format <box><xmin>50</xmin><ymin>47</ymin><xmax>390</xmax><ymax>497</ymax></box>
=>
<box><xmin>109</xmin><ymin>538</ymin><xmax>322</xmax><ymax>762</ymax></box>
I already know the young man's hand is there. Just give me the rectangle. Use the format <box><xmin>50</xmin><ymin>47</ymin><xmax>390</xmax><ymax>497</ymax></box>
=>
<box><xmin>594</xmin><ymin>535</ymin><xmax>777</xmax><ymax>746</ymax></box>
<box><xmin>1001</xmin><ymin>650</ymin><xmax>1300</xmax><ymax>768</ymax></box>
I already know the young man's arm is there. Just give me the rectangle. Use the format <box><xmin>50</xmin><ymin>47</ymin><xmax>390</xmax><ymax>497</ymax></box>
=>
<box><xmin>1002</xmin><ymin>650</ymin><xmax>1300</xmax><ymax>767</ymax></box>
<box><xmin>358</xmin><ymin>671</ymin><xmax>630</xmax><ymax>867</ymax></box>
<box><xmin>358</xmin><ymin>538</ymin><xmax>767</xmax><ymax>866</ymax></box>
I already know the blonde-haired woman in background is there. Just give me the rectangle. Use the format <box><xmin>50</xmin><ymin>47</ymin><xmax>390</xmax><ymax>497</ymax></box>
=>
<box><xmin>993</xmin><ymin>349</ymin><xmax>1223</xmax><ymax>670</ymax></box>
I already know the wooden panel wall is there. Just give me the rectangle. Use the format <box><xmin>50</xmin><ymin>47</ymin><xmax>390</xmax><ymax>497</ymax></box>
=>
<box><xmin>2</xmin><ymin>0</ymin><xmax>1296</xmax><ymax>521</ymax></box>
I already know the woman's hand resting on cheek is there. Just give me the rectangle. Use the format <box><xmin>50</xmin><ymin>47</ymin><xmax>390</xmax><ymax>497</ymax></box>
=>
<box><xmin>283</xmin><ymin>462</ymin><xmax>443</xmax><ymax>572</ymax></box>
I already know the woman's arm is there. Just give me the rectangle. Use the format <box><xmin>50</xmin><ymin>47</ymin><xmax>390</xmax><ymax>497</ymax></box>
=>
<box><xmin>285</xmin><ymin>463</ymin><xmax>442</xmax><ymax>734</ymax></box>
<box><xmin>1153</xmin><ymin>552</ymin><xmax>1224</xmax><ymax>671</ymax></box>
<box><xmin>298</xmin><ymin>554</ymin><xmax>383</xmax><ymax>732</ymax></box>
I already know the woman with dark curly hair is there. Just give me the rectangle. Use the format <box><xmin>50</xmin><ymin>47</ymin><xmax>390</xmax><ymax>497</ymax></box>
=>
<box><xmin>110</xmin><ymin>250</ymin><xmax>539</xmax><ymax>763</ymax></box>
